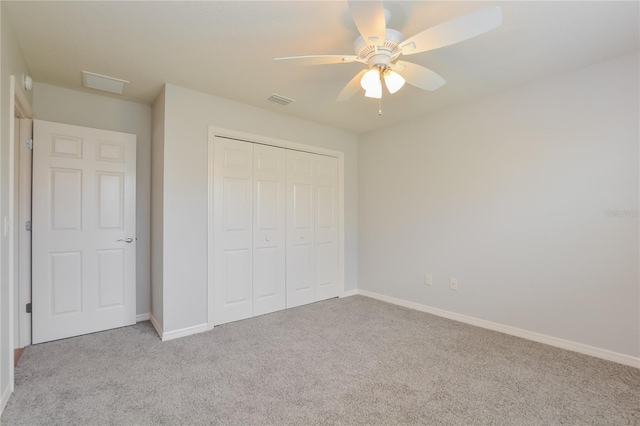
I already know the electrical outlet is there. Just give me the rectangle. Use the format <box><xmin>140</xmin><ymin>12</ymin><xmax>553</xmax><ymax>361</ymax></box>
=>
<box><xmin>449</xmin><ymin>277</ymin><xmax>458</xmax><ymax>290</ymax></box>
<box><xmin>425</xmin><ymin>273</ymin><xmax>433</xmax><ymax>286</ymax></box>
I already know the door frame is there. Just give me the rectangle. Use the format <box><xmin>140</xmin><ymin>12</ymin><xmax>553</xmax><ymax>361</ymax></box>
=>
<box><xmin>12</xmin><ymin>78</ymin><xmax>34</xmax><ymax>349</ymax></box>
<box><xmin>206</xmin><ymin>126</ymin><xmax>345</xmax><ymax>331</ymax></box>
<box><xmin>4</xmin><ymin>75</ymin><xmax>33</xmax><ymax>406</ymax></box>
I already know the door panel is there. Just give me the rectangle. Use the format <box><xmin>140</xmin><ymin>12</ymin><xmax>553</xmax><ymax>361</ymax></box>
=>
<box><xmin>315</xmin><ymin>242</ymin><xmax>334</xmax><ymax>286</ymax></box>
<box><xmin>254</xmin><ymin>247</ymin><xmax>278</xmax><ymax>298</ymax></box>
<box><xmin>224</xmin><ymin>178</ymin><xmax>250</xmax><ymax>230</ymax></box>
<box><xmin>223</xmin><ymin>249</ymin><xmax>251</xmax><ymax>305</ymax></box>
<box><xmin>97</xmin><ymin>249</ymin><xmax>124</xmax><ymax>308</ymax></box>
<box><xmin>50</xmin><ymin>251</ymin><xmax>82</xmax><ymax>314</ymax></box>
<box><xmin>253</xmin><ymin>144</ymin><xmax>286</xmax><ymax>316</ymax></box>
<box><xmin>97</xmin><ymin>172</ymin><xmax>124</xmax><ymax>229</ymax></box>
<box><xmin>32</xmin><ymin>120</ymin><xmax>136</xmax><ymax>344</ymax></box>
<box><xmin>314</xmin><ymin>155</ymin><xmax>339</xmax><ymax>301</ymax></box>
<box><xmin>212</xmin><ymin>138</ymin><xmax>254</xmax><ymax>325</ymax></box>
<box><xmin>292</xmin><ymin>244</ymin><xmax>313</xmax><ymax>291</ymax></box>
<box><xmin>286</xmin><ymin>150</ymin><xmax>315</xmax><ymax>308</ymax></box>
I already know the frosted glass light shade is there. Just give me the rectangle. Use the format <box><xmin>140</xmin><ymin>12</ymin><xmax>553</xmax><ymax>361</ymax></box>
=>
<box><xmin>360</xmin><ymin>68</ymin><xmax>380</xmax><ymax>91</ymax></box>
<box><xmin>365</xmin><ymin>84</ymin><xmax>382</xmax><ymax>99</ymax></box>
<box><xmin>384</xmin><ymin>70</ymin><xmax>405</xmax><ymax>94</ymax></box>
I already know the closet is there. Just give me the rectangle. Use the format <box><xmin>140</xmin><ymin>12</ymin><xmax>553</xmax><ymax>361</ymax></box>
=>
<box><xmin>211</xmin><ymin>136</ymin><xmax>340</xmax><ymax>326</ymax></box>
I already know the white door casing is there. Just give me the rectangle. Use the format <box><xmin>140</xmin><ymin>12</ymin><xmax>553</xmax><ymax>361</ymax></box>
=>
<box><xmin>314</xmin><ymin>155</ymin><xmax>340</xmax><ymax>302</ymax></box>
<box><xmin>32</xmin><ymin>120</ymin><xmax>136</xmax><ymax>344</ymax></box>
<box><xmin>286</xmin><ymin>150</ymin><xmax>316</xmax><ymax>308</ymax></box>
<box><xmin>212</xmin><ymin>137</ymin><xmax>254</xmax><ymax>325</ymax></box>
<box><xmin>17</xmin><ymin>118</ymin><xmax>32</xmax><ymax>347</ymax></box>
<box><xmin>253</xmin><ymin>144</ymin><xmax>286</xmax><ymax>317</ymax></box>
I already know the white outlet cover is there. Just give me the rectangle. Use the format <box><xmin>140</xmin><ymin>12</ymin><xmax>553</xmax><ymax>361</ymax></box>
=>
<box><xmin>425</xmin><ymin>273</ymin><xmax>433</xmax><ymax>286</ymax></box>
<box><xmin>449</xmin><ymin>278</ymin><xmax>458</xmax><ymax>290</ymax></box>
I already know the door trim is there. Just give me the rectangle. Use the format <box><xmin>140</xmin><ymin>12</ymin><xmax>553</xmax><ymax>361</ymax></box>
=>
<box><xmin>206</xmin><ymin>127</ymin><xmax>345</xmax><ymax>330</ymax></box>
<box><xmin>3</xmin><ymin>76</ymin><xmax>34</xmax><ymax>412</ymax></box>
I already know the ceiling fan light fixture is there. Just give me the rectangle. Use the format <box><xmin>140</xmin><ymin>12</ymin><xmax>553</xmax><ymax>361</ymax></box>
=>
<box><xmin>364</xmin><ymin>84</ymin><xmax>382</xmax><ymax>99</ymax></box>
<box><xmin>384</xmin><ymin>70</ymin><xmax>405</xmax><ymax>94</ymax></box>
<box><xmin>360</xmin><ymin>68</ymin><xmax>380</xmax><ymax>91</ymax></box>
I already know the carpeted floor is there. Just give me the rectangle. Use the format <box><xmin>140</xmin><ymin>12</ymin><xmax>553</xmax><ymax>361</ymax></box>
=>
<box><xmin>2</xmin><ymin>295</ymin><xmax>639</xmax><ymax>425</ymax></box>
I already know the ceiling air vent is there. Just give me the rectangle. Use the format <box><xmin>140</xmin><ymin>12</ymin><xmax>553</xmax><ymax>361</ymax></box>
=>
<box><xmin>267</xmin><ymin>94</ymin><xmax>295</xmax><ymax>106</ymax></box>
<box><xmin>82</xmin><ymin>71</ymin><xmax>128</xmax><ymax>95</ymax></box>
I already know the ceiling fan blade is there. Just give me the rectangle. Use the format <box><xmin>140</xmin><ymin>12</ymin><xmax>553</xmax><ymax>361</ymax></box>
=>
<box><xmin>400</xmin><ymin>6</ymin><xmax>502</xmax><ymax>55</ymax></box>
<box><xmin>392</xmin><ymin>61</ymin><xmax>445</xmax><ymax>91</ymax></box>
<box><xmin>336</xmin><ymin>70</ymin><xmax>367</xmax><ymax>102</ymax></box>
<box><xmin>274</xmin><ymin>55</ymin><xmax>359</xmax><ymax>65</ymax></box>
<box><xmin>348</xmin><ymin>0</ymin><xmax>387</xmax><ymax>46</ymax></box>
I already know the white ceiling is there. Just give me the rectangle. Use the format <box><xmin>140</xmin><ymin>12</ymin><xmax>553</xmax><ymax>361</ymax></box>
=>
<box><xmin>4</xmin><ymin>1</ymin><xmax>639</xmax><ymax>134</ymax></box>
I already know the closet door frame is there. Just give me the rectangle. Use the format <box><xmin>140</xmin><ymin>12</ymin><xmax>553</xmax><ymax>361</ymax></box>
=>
<box><xmin>207</xmin><ymin>127</ymin><xmax>345</xmax><ymax>331</ymax></box>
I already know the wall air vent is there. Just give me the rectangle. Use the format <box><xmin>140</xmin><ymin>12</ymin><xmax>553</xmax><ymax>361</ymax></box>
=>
<box><xmin>82</xmin><ymin>71</ymin><xmax>129</xmax><ymax>95</ymax></box>
<box><xmin>267</xmin><ymin>94</ymin><xmax>295</xmax><ymax>106</ymax></box>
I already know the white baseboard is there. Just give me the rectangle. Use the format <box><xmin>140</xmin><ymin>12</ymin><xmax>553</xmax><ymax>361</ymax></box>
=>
<box><xmin>149</xmin><ymin>315</ymin><xmax>163</xmax><ymax>340</ymax></box>
<box><xmin>357</xmin><ymin>290</ymin><xmax>640</xmax><ymax>369</ymax></box>
<box><xmin>136</xmin><ymin>313</ymin><xmax>150</xmax><ymax>322</ymax></box>
<box><xmin>340</xmin><ymin>289</ymin><xmax>358</xmax><ymax>298</ymax></box>
<box><xmin>1</xmin><ymin>383</ymin><xmax>11</xmax><ymax>415</ymax></box>
<box><xmin>161</xmin><ymin>323</ymin><xmax>209</xmax><ymax>342</ymax></box>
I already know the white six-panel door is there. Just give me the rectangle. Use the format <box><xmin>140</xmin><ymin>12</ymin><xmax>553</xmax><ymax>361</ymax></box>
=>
<box><xmin>253</xmin><ymin>144</ymin><xmax>286</xmax><ymax>316</ymax></box>
<box><xmin>32</xmin><ymin>120</ymin><xmax>136</xmax><ymax>344</ymax></box>
<box><xmin>212</xmin><ymin>138</ymin><xmax>254</xmax><ymax>325</ymax></box>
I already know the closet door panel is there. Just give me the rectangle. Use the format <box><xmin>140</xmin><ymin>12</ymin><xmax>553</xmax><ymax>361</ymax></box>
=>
<box><xmin>314</xmin><ymin>155</ymin><xmax>339</xmax><ymax>301</ymax></box>
<box><xmin>286</xmin><ymin>151</ymin><xmax>315</xmax><ymax>308</ymax></box>
<box><xmin>253</xmin><ymin>144</ymin><xmax>286</xmax><ymax>316</ymax></box>
<box><xmin>213</xmin><ymin>138</ymin><xmax>254</xmax><ymax>325</ymax></box>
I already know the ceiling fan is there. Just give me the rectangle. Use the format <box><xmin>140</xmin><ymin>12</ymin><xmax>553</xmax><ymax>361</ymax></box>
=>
<box><xmin>274</xmin><ymin>1</ymin><xmax>502</xmax><ymax>105</ymax></box>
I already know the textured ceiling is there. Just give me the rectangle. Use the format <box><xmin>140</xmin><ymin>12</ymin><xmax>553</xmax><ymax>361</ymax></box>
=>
<box><xmin>4</xmin><ymin>1</ymin><xmax>639</xmax><ymax>134</ymax></box>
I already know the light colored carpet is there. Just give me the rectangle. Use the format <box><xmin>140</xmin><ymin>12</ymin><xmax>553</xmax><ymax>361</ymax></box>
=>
<box><xmin>2</xmin><ymin>295</ymin><xmax>639</xmax><ymax>425</ymax></box>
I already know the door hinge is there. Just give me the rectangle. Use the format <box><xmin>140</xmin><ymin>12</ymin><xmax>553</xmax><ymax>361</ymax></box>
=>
<box><xmin>26</xmin><ymin>303</ymin><xmax>32</xmax><ymax>314</ymax></box>
<box><xmin>25</xmin><ymin>220</ymin><xmax>31</xmax><ymax>231</ymax></box>
<box><xmin>26</xmin><ymin>139</ymin><xmax>33</xmax><ymax>150</ymax></box>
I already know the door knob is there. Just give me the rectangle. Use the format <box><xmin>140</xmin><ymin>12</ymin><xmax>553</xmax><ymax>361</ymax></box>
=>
<box><xmin>266</xmin><ymin>237</ymin><xmax>270</xmax><ymax>242</ymax></box>
<box><xmin>301</xmin><ymin>236</ymin><xmax>305</xmax><ymax>240</ymax></box>
<box><xmin>117</xmin><ymin>237</ymin><xmax>134</xmax><ymax>243</ymax></box>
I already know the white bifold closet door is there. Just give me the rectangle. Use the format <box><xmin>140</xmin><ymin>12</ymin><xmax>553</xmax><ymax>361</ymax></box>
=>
<box><xmin>212</xmin><ymin>138</ymin><xmax>286</xmax><ymax>325</ymax></box>
<box><xmin>286</xmin><ymin>150</ymin><xmax>339</xmax><ymax>308</ymax></box>
<box><xmin>253</xmin><ymin>144</ymin><xmax>286</xmax><ymax>317</ymax></box>
<box><xmin>313</xmin><ymin>154</ymin><xmax>340</xmax><ymax>301</ymax></box>
<box><xmin>212</xmin><ymin>136</ymin><xmax>338</xmax><ymax>325</ymax></box>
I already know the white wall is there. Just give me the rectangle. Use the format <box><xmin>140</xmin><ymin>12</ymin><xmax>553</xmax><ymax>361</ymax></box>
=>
<box><xmin>150</xmin><ymin>87</ymin><xmax>165</xmax><ymax>329</ymax></box>
<box><xmin>32</xmin><ymin>83</ymin><xmax>152</xmax><ymax>317</ymax></box>
<box><xmin>159</xmin><ymin>84</ymin><xmax>358</xmax><ymax>333</ymax></box>
<box><xmin>0</xmin><ymin>5</ymin><xmax>32</xmax><ymax>410</ymax></box>
<box><xmin>358</xmin><ymin>52</ymin><xmax>640</xmax><ymax>358</ymax></box>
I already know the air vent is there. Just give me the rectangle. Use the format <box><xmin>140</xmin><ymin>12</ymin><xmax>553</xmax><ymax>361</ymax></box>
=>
<box><xmin>267</xmin><ymin>94</ymin><xmax>295</xmax><ymax>106</ymax></box>
<box><xmin>82</xmin><ymin>71</ymin><xmax>128</xmax><ymax>95</ymax></box>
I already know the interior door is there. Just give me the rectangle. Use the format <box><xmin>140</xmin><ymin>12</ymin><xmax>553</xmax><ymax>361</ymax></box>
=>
<box><xmin>286</xmin><ymin>150</ymin><xmax>315</xmax><ymax>308</ymax></box>
<box><xmin>314</xmin><ymin>155</ymin><xmax>339</xmax><ymax>301</ymax></box>
<box><xmin>253</xmin><ymin>144</ymin><xmax>286</xmax><ymax>316</ymax></box>
<box><xmin>212</xmin><ymin>137</ymin><xmax>254</xmax><ymax>325</ymax></box>
<box><xmin>32</xmin><ymin>120</ymin><xmax>136</xmax><ymax>344</ymax></box>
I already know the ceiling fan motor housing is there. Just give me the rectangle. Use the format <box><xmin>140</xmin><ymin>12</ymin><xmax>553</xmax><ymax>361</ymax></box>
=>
<box><xmin>354</xmin><ymin>28</ymin><xmax>404</xmax><ymax>69</ymax></box>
